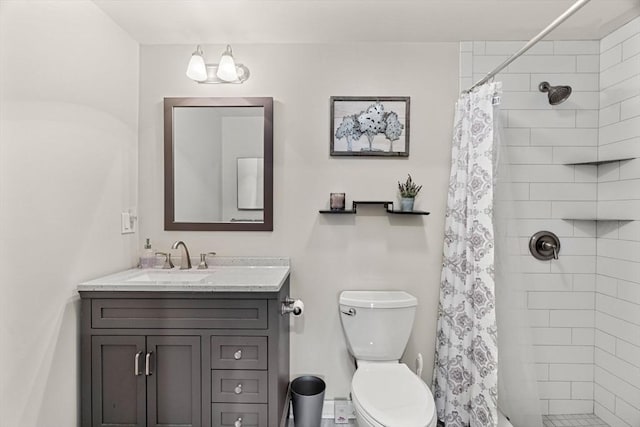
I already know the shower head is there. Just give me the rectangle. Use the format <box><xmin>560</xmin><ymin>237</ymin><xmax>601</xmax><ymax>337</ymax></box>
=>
<box><xmin>539</xmin><ymin>81</ymin><xmax>572</xmax><ymax>105</ymax></box>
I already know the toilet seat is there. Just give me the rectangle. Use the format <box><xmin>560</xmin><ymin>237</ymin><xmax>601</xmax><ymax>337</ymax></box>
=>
<box><xmin>351</xmin><ymin>363</ymin><xmax>436</xmax><ymax>427</ymax></box>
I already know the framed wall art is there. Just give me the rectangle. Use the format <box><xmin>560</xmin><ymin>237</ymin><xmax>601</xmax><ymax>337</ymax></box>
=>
<box><xmin>330</xmin><ymin>96</ymin><xmax>410</xmax><ymax>157</ymax></box>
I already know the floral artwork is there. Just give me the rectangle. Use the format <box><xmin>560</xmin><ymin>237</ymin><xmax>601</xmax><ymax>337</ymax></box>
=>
<box><xmin>330</xmin><ymin>97</ymin><xmax>410</xmax><ymax>156</ymax></box>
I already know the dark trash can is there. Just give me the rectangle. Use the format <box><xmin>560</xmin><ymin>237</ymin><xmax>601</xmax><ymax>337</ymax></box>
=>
<box><xmin>290</xmin><ymin>376</ymin><xmax>326</xmax><ymax>427</ymax></box>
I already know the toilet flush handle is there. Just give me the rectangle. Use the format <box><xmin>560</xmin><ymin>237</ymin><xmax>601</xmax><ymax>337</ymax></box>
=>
<box><xmin>341</xmin><ymin>308</ymin><xmax>356</xmax><ymax>316</ymax></box>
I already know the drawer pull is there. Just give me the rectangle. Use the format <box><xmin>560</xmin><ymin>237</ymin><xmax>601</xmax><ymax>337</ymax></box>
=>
<box><xmin>234</xmin><ymin>417</ymin><xmax>242</xmax><ymax>427</ymax></box>
<box><xmin>234</xmin><ymin>383</ymin><xmax>243</xmax><ymax>394</ymax></box>
<box><xmin>233</xmin><ymin>349</ymin><xmax>243</xmax><ymax>360</ymax></box>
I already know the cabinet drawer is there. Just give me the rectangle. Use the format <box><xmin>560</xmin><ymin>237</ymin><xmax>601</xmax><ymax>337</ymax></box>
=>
<box><xmin>212</xmin><ymin>370</ymin><xmax>268</xmax><ymax>403</ymax></box>
<box><xmin>91</xmin><ymin>299</ymin><xmax>268</xmax><ymax>329</ymax></box>
<box><xmin>211</xmin><ymin>336</ymin><xmax>268</xmax><ymax>370</ymax></box>
<box><xmin>211</xmin><ymin>403</ymin><xmax>268</xmax><ymax>427</ymax></box>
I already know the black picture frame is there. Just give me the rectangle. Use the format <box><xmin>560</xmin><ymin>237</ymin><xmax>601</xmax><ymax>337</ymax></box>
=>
<box><xmin>330</xmin><ymin>96</ymin><xmax>410</xmax><ymax>157</ymax></box>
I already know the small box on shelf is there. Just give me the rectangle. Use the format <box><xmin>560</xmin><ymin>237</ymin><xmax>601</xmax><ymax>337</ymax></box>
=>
<box><xmin>329</xmin><ymin>193</ymin><xmax>346</xmax><ymax>210</ymax></box>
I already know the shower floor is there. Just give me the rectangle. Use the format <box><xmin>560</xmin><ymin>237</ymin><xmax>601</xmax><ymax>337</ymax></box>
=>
<box><xmin>286</xmin><ymin>414</ymin><xmax>609</xmax><ymax>426</ymax></box>
<box><xmin>543</xmin><ymin>414</ymin><xmax>609</xmax><ymax>427</ymax></box>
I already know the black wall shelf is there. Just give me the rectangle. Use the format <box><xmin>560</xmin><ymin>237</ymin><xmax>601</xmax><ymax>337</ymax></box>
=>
<box><xmin>319</xmin><ymin>200</ymin><xmax>430</xmax><ymax>216</ymax></box>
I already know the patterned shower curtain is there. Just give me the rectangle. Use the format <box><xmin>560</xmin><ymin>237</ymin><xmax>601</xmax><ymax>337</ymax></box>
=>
<box><xmin>433</xmin><ymin>82</ymin><xmax>501</xmax><ymax>427</ymax></box>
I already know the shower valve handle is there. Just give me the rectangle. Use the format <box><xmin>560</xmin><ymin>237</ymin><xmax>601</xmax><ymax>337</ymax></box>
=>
<box><xmin>541</xmin><ymin>241</ymin><xmax>558</xmax><ymax>259</ymax></box>
<box><xmin>529</xmin><ymin>231</ymin><xmax>561</xmax><ymax>261</ymax></box>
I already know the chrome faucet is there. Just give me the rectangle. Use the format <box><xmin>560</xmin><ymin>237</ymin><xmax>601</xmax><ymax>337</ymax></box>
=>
<box><xmin>171</xmin><ymin>240</ymin><xmax>192</xmax><ymax>270</ymax></box>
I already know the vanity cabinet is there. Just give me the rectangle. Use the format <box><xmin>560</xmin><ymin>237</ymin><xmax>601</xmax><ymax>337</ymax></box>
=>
<box><xmin>80</xmin><ymin>279</ymin><xmax>290</xmax><ymax>427</ymax></box>
<box><xmin>91</xmin><ymin>335</ymin><xmax>200</xmax><ymax>427</ymax></box>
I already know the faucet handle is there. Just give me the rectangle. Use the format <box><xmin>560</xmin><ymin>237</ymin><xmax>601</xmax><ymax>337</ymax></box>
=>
<box><xmin>197</xmin><ymin>252</ymin><xmax>217</xmax><ymax>270</ymax></box>
<box><xmin>155</xmin><ymin>252</ymin><xmax>174</xmax><ymax>269</ymax></box>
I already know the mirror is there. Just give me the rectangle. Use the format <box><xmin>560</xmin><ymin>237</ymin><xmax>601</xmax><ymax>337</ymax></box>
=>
<box><xmin>164</xmin><ymin>97</ymin><xmax>273</xmax><ymax>231</ymax></box>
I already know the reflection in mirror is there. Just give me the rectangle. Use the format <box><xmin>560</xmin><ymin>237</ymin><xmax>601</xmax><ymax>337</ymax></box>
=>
<box><xmin>164</xmin><ymin>97</ymin><xmax>273</xmax><ymax>231</ymax></box>
<box><xmin>237</xmin><ymin>158</ymin><xmax>264</xmax><ymax>212</ymax></box>
<box><xmin>173</xmin><ymin>107</ymin><xmax>263</xmax><ymax>222</ymax></box>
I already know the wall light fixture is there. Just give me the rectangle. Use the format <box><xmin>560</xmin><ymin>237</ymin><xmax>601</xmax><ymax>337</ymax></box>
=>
<box><xmin>186</xmin><ymin>44</ymin><xmax>250</xmax><ymax>84</ymax></box>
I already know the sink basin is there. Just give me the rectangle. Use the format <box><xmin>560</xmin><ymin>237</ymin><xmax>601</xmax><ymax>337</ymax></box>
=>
<box><xmin>126</xmin><ymin>271</ymin><xmax>212</xmax><ymax>283</ymax></box>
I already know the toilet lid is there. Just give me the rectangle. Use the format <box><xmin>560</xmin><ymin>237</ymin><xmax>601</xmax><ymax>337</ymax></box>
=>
<box><xmin>351</xmin><ymin>363</ymin><xmax>435</xmax><ymax>427</ymax></box>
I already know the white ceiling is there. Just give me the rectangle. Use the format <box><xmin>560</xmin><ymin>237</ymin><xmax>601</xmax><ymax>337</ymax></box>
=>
<box><xmin>94</xmin><ymin>0</ymin><xmax>640</xmax><ymax>44</ymax></box>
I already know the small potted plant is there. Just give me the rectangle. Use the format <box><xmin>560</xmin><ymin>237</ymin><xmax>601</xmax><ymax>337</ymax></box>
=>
<box><xmin>398</xmin><ymin>174</ymin><xmax>422</xmax><ymax>211</ymax></box>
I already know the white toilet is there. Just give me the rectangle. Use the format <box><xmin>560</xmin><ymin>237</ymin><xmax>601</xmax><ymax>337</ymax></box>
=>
<box><xmin>339</xmin><ymin>290</ymin><xmax>437</xmax><ymax>427</ymax></box>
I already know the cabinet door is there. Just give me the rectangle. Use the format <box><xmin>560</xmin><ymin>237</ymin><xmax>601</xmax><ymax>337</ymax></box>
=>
<box><xmin>92</xmin><ymin>336</ymin><xmax>146</xmax><ymax>427</ymax></box>
<box><xmin>146</xmin><ymin>336</ymin><xmax>201</xmax><ymax>427</ymax></box>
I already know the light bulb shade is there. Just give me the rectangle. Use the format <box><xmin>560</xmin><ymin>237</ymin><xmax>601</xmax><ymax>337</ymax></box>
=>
<box><xmin>216</xmin><ymin>45</ymin><xmax>239</xmax><ymax>82</ymax></box>
<box><xmin>186</xmin><ymin>46</ymin><xmax>207</xmax><ymax>82</ymax></box>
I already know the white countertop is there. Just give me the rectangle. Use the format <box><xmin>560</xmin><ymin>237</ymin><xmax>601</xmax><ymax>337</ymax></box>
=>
<box><xmin>78</xmin><ymin>257</ymin><xmax>290</xmax><ymax>293</ymax></box>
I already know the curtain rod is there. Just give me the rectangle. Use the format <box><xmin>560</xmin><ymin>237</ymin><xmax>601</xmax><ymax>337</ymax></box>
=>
<box><xmin>464</xmin><ymin>0</ymin><xmax>592</xmax><ymax>92</ymax></box>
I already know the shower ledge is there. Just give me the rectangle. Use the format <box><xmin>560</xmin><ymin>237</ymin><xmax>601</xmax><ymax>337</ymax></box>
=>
<box><xmin>562</xmin><ymin>156</ymin><xmax>636</xmax><ymax>166</ymax></box>
<box><xmin>561</xmin><ymin>217</ymin><xmax>636</xmax><ymax>221</ymax></box>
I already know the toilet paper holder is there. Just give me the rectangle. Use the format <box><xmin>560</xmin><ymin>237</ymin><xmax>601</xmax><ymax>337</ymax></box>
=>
<box><xmin>281</xmin><ymin>297</ymin><xmax>304</xmax><ymax>316</ymax></box>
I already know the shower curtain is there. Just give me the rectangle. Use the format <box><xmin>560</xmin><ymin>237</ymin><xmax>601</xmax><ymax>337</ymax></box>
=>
<box><xmin>433</xmin><ymin>82</ymin><xmax>501</xmax><ymax>427</ymax></box>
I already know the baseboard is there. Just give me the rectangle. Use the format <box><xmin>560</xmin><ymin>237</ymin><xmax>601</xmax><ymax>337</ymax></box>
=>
<box><xmin>289</xmin><ymin>399</ymin><xmax>357</xmax><ymax>421</ymax></box>
<box><xmin>322</xmin><ymin>399</ymin><xmax>335</xmax><ymax>418</ymax></box>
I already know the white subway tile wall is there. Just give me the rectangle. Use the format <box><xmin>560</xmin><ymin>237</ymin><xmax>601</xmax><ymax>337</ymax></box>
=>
<box><xmin>462</xmin><ymin>39</ymin><xmax>600</xmax><ymax>416</ymax></box>
<box><xmin>595</xmin><ymin>16</ymin><xmax>640</xmax><ymax>427</ymax></box>
<box><xmin>462</xmin><ymin>17</ymin><xmax>640</xmax><ymax>422</ymax></box>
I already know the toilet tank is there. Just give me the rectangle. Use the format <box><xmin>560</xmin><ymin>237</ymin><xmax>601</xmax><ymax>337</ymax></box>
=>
<box><xmin>339</xmin><ymin>291</ymin><xmax>417</xmax><ymax>361</ymax></box>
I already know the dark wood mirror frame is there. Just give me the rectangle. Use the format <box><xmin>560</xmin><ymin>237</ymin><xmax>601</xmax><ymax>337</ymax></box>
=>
<box><xmin>164</xmin><ymin>97</ymin><xmax>274</xmax><ymax>231</ymax></box>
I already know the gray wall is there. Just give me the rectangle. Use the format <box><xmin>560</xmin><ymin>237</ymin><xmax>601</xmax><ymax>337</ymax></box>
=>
<box><xmin>138</xmin><ymin>43</ymin><xmax>459</xmax><ymax>397</ymax></box>
<box><xmin>173</xmin><ymin>108</ymin><xmax>223</xmax><ymax>222</ymax></box>
<box><xmin>0</xmin><ymin>1</ymin><xmax>140</xmax><ymax>425</ymax></box>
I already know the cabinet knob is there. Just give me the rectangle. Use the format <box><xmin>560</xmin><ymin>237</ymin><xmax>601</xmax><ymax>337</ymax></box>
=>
<box><xmin>234</xmin><ymin>383</ymin><xmax>243</xmax><ymax>394</ymax></box>
<box><xmin>233</xmin><ymin>349</ymin><xmax>242</xmax><ymax>360</ymax></box>
<box><xmin>234</xmin><ymin>418</ymin><xmax>242</xmax><ymax>427</ymax></box>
